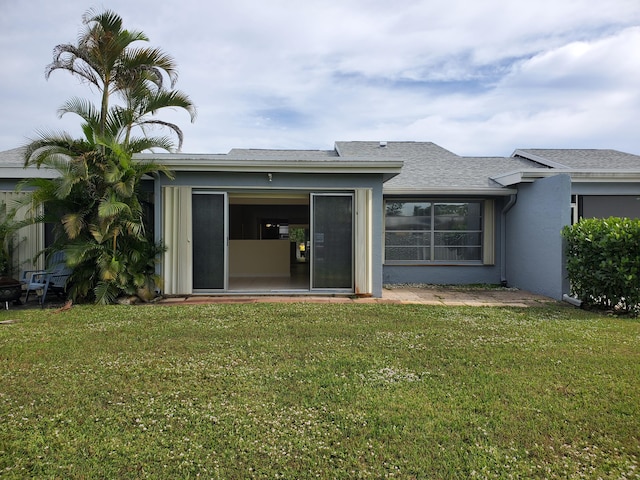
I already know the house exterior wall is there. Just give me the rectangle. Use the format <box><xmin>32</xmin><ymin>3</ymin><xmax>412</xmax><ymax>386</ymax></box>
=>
<box><xmin>154</xmin><ymin>171</ymin><xmax>386</xmax><ymax>297</ymax></box>
<box><xmin>0</xmin><ymin>180</ymin><xmax>19</xmax><ymax>190</ymax></box>
<box><xmin>382</xmin><ymin>198</ymin><xmax>504</xmax><ymax>286</ymax></box>
<box><xmin>505</xmin><ymin>174</ymin><xmax>571</xmax><ymax>300</ymax></box>
<box><xmin>383</xmin><ymin>263</ymin><xmax>502</xmax><ymax>286</ymax></box>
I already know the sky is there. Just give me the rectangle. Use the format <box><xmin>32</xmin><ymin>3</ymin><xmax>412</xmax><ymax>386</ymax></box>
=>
<box><xmin>1</xmin><ymin>0</ymin><xmax>640</xmax><ymax>157</ymax></box>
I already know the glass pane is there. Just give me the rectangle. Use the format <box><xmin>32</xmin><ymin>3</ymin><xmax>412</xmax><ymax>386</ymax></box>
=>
<box><xmin>434</xmin><ymin>203</ymin><xmax>482</xmax><ymax>230</ymax></box>
<box><xmin>385</xmin><ymin>202</ymin><xmax>431</xmax><ymax>230</ymax></box>
<box><xmin>385</xmin><ymin>231</ymin><xmax>431</xmax><ymax>247</ymax></box>
<box><xmin>192</xmin><ymin>194</ymin><xmax>225</xmax><ymax>289</ymax></box>
<box><xmin>434</xmin><ymin>232</ymin><xmax>481</xmax><ymax>246</ymax></box>
<box><xmin>313</xmin><ymin>195</ymin><xmax>352</xmax><ymax>289</ymax></box>
<box><xmin>385</xmin><ymin>231</ymin><xmax>431</xmax><ymax>261</ymax></box>
<box><xmin>386</xmin><ymin>246</ymin><xmax>431</xmax><ymax>261</ymax></box>
<box><xmin>434</xmin><ymin>246</ymin><xmax>482</xmax><ymax>261</ymax></box>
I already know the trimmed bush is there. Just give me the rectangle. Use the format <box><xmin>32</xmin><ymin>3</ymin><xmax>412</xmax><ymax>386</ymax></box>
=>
<box><xmin>562</xmin><ymin>217</ymin><xmax>640</xmax><ymax>315</ymax></box>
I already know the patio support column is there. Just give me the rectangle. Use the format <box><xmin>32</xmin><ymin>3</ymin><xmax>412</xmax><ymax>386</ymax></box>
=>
<box><xmin>354</xmin><ymin>188</ymin><xmax>372</xmax><ymax>295</ymax></box>
<box><xmin>162</xmin><ymin>186</ymin><xmax>193</xmax><ymax>295</ymax></box>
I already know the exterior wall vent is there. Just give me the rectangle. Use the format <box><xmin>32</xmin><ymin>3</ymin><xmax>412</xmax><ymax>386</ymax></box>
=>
<box><xmin>379</xmin><ymin>141</ymin><xmax>387</xmax><ymax>147</ymax></box>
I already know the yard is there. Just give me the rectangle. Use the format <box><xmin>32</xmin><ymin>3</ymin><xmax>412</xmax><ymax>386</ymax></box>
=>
<box><xmin>0</xmin><ymin>302</ymin><xmax>638</xmax><ymax>479</ymax></box>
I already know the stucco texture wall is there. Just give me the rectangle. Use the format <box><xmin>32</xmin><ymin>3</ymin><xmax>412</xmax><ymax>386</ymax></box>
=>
<box><xmin>505</xmin><ymin>174</ymin><xmax>571</xmax><ymax>300</ymax></box>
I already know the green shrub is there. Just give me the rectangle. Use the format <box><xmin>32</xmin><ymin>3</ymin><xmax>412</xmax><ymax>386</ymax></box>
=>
<box><xmin>562</xmin><ymin>217</ymin><xmax>640</xmax><ymax>315</ymax></box>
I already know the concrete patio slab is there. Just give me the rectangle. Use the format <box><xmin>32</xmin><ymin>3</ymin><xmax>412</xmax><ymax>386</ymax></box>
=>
<box><xmin>157</xmin><ymin>286</ymin><xmax>559</xmax><ymax>307</ymax></box>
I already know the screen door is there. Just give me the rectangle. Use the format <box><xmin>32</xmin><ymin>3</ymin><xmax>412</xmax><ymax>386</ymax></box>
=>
<box><xmin>311</xmin><ymin>193</ymin><xmax>353</xmax><ymax>290</ymax></box>
<box><xmin>192</xmin><ymin>192</ymin><xmax>227</xmax><ymax>290</ymax></box>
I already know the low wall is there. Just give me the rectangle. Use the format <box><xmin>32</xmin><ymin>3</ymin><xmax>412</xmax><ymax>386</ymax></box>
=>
<box><xmin>229</xmin><ymin>240</ymin><xmax>290</xmax><ymax>277</ymax></box>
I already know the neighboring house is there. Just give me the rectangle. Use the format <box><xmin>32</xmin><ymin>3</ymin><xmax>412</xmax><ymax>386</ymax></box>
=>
<box><xmin>494</xmin><ymin>148</ymin><xmax>640</xmax><ymax>299</ymax></box>
<box><xmin>2</xmin><ymin>142</ymin><xmax>639</xmax><ymax>300</ymax></box>
<box><xmin>0</xmin><ymin>147</ymin><xmax>52</xmax><ymax>275</ymax></box>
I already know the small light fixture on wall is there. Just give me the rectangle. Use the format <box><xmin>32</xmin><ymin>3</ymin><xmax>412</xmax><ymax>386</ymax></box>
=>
<box><xmin>268</xmin><ymin>173</ymin><xmax>273</xmax><ymax>182</ymax></box>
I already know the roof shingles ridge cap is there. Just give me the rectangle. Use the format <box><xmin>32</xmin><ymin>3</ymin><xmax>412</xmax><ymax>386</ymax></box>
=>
<box><xmin>512</xmin><ymin>149</ymin><xmax>569</xmax><ymax>169</ymax></box>
<box><xmin>228</xmin><ymin>148</ymin><xmax>336</xmax><ymax>154</ymax></box>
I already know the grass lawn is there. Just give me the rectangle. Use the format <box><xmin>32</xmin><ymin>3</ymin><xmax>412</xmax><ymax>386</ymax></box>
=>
<box><xmin>0</xmin><ymin>302</ymin><xmax>638</xmax><ymax>479</ymax></box>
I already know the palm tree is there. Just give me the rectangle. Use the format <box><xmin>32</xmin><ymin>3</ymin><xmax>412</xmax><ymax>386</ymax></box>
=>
<box><xmin>20</xmin><ymin>8</ymin><xmax>195</xmax><ymax>303</ymax></box>
<box><xmin>20</xmin><ymin>126</ymin><xmax>175</xmax><ymax>303</ymax></box>
<box><xmin>44</xmin><ymin>8</ymin><xmax>195</xmax><ymax>146</ymax></box>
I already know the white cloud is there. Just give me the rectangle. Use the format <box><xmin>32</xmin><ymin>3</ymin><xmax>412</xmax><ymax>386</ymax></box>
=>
<box><xmin>1</xmin><ymin>0</ymin><xmax>639</xmax><ymax>156</ymax></box>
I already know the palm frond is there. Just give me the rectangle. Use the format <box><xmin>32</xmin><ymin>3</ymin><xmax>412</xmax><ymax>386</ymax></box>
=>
<box><xmin>57</xmin><ymin>97</ymin><xmax>101</xmax><ymax>126</ymax></box>
<box><xmin>136</xmin><ymin>119</ymin><xmax>185</xmax><ymax>150</ymax></box>
<box><xmin>113</xmin><ymin>176</ymin><xmax>136</xmax><ymax>198</ymax></box>
<box><xmin>93</xmin><ymin>280</ymin><xmax>120</xmax><ymax>305</ymax></box>
<box><xmin>123</xmin><ymin>220</ymin><xmax>145</xmax><ymax>239</ymax></box>
<box><xmin>98</xmin><ymin>195</ymin><xmax>132</xmax><ymax>219</ymax></box>
<box><xmin>121</xmin><ymin>47</ymin><xmax>178</xmax><ymax>86</ymax></box>
<box><xmin>23</xmin><ymin>131</ymin><xmax>81</xmax><ymax>167</ymax></box>
<box><xmin>46</xmin><ymin>43</ymin><xmax>100</xmax><ymax>88</ymax></box>
<box><xmin>144</xmin><ymin>89</ymin><xmax>197</xmax><ymax>122</ymax></box>
<box><xmin>126</xmin><ymin>136</ymin><xmax>176</xmax><ymax>154</ymax></box>
<box><xmin>61</xmin><ymin>213</ymin><xmax>86</xmax><ymax>239</ymax></box>
<box><xmin>88</xmin><ymin>224</ymin><xmax>106</xmax><ymax>244</ymax></box>
<box><xmin>64</xmin><ymin>241</ymin><xmax>103</xmax><ymax>266</ymax></box>
<box><xmin>129</xmin><ymin>158</ymin><xmax>175</xmax><ymax>180</ymax></box>
<box><xmin>104</xmin><ymin>161</ymin><xmax>124</xmax><ymax>184</ymax></box>
<box><xmin>99</xmin><ymin>256</ymin><xmax>122</xmax><ymax>282</ymax></box>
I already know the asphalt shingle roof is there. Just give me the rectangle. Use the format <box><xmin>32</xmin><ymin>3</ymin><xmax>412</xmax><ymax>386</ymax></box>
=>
<box><xmin>227</xmin><ymin>148</ymin><xmax>339</xmax><ymax>160</ymax></box>
<box><xmin>4</xmin><ymin>143</ymin><xmax>640</xmax><ymax>191</ymax></box>
<box><xmin>335</xmin><ymin>141</ymin><xmax>544</xmax><ymax>191</ymax></box>
<box><xmin>0</xmin><ymin>147</ymin><xmax>26</xmax><ymax>167</ymax></box>
<box><xmin>515</xmin><ymin>149</ymin><xmax>640</xmax><ymax>169</ymax></box>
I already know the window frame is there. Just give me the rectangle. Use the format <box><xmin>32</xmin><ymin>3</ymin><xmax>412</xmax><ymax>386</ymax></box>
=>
<box><xmin>383</xmin><ymin>198</ymin><xmax>490</xmax><ymax>265</ymax></box>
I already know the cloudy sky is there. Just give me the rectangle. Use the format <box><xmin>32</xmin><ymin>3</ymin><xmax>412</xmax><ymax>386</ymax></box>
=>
<box><xmin>1</xmin><ymin>0</ymin><xmax>639</xmax><ymax>156</ymax></box>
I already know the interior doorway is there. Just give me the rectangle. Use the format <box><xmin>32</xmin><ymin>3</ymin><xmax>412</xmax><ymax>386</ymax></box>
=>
<box><xmin>227</xmin><ymin>193</ymin><xmax>310</xmax><ymax>292</ymax></box>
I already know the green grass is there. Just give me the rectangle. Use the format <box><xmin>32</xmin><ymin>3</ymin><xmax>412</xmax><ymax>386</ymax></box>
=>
<box><xmin>0</xmin><ymin>303</ymin><xmax>638</xmax><ymax>479</ymax></box>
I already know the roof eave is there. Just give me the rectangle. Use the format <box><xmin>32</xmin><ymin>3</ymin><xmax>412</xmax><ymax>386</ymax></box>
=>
<box><xmin>383</xmin><ymin>186</ymin><xmax>517</xmax><ymax>196</ymax></box>
<box><xmin>492</xmin><ymin>169</ymin><xmax>640</xmax><ymax>186</ymax></box>
<box><xmin>134</xmin><ymin>154</ymin><xmax>404</xmax><ymax>181</ymax></box>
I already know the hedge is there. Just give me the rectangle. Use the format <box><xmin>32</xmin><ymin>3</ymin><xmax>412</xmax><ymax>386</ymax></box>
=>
<box><xmin>562</xmin><ymin>217</ymin><xmax>640</xmax><ymax>315</ymax></box>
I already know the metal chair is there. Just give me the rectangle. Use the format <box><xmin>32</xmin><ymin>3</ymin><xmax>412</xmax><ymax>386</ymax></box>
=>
<box><xmin>22</xmin><ymin>252</ymin><xmax>72</xmax><ymax>306</ymax></box>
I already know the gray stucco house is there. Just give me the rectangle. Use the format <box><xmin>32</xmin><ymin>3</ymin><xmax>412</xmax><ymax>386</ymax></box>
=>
<box><xmin>2</xmin><ymin>142</ymin><xmax>639</xmax><ymax>300</ymax></box>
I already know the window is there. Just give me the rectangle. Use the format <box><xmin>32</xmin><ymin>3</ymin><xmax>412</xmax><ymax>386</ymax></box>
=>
<box><xmin>385</xmin><ymin>200</ymin><xmax>484</xmax><ymax>263</ymax></box>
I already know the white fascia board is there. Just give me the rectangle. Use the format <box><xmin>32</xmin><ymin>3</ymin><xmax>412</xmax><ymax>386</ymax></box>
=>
<box><xmin>383</xmin><ymin>187</ymin><xmax>517</xmax><ymax>196</ymax></box>
<box><xmin>135</xmin><ymin>154</ymin><xmax>403</xmax><ymax>179</ymax></box>
<box><xmin>491</xmin><ymin>169</ymin><xmax>640</xmax><ymax>186</ymax></box>
<box><xmin>157</xmin><ymin>159</ymin><xmax>403</xmax><ymax>172</ymax></box>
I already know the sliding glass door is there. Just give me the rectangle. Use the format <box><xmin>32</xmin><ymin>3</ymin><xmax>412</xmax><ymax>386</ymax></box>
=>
<box><xmin>311</xmin><ymin>193</ymin><xmax>353</xmax><ymax>290</ymax></box>
<box><xmin>189</xmin><ymin>191</ymin><xmax>354</xmax><ymax>292</ymax></box>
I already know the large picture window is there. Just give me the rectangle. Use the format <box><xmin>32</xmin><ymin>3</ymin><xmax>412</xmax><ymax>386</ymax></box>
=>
<box><xmin>385</xmin><ymin>200</ymin><xmax>483</xmax><ymax>263</ymax></box>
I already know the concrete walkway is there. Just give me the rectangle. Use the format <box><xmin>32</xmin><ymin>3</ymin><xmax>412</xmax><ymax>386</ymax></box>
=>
<box><xmin>158</xmin><ymin>286</ymin><xmax>558</xmax><ymax>308</ymax></box>
<box><xmin>380</xmin><ymin>286</ymin><xmax>557</xmax><ymax>307</ymax></box>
